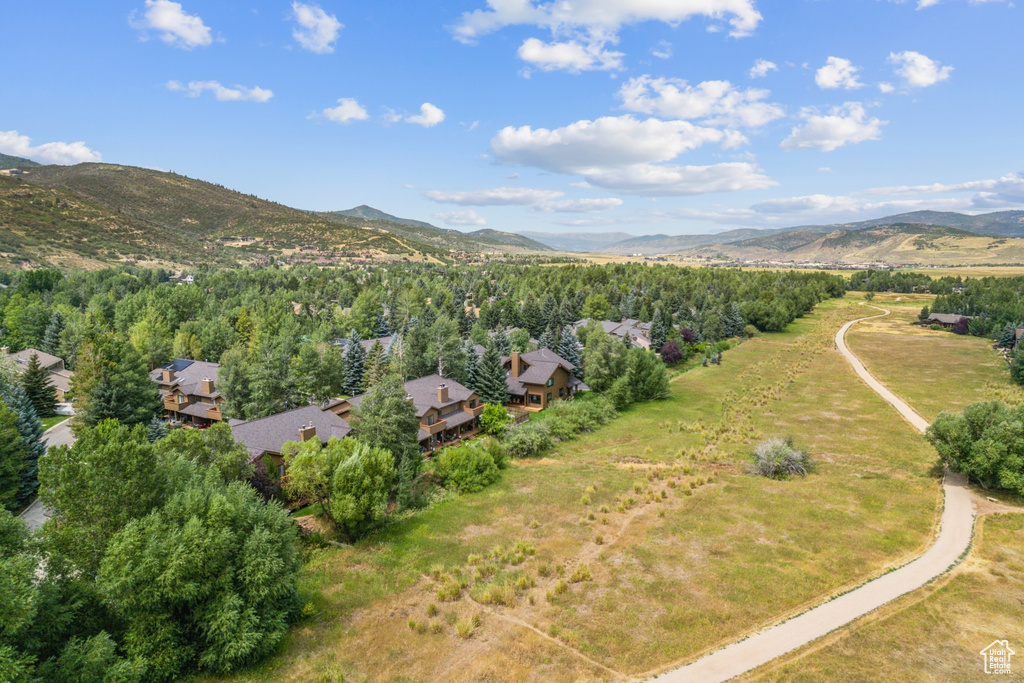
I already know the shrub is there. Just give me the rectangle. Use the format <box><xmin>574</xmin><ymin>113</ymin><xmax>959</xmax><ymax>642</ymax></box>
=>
<box><xmin>742</xmin><ymin>324</ymin><xmax>758</xmax><ymax>338</ymax></box>
<box><xmin>504</xmin><ymin>422</ymin><xmax>554</xmax><ymax>458</ymax></box>
<box><xmin>659</xmin><ymin>341</ymin><xmax>683</xmax><ymax>365</ymax></box>
<box><xmin>952</xmin><ymin>316</ymin><xmax>970</xmax><ymax>335</ymax></box>
<box><xmin>432</xmin><ymin>442</ymin><xmax>500</xmax><ymax>493</ymax></box>
<box><xmin>926</xmin><ymin>401</ymin><xmax>1024</xmax><ymax>495</ymax></box>
<box><xmin>751</xmin><ymin>438</ymin><xmax>811</xmax><ymax>480</ymax></box>
<box><xmin>569</xmin><ymin>565</ymin><xmax>592</xmax><ymax>583</ymax></box>
<box><xmin>479</xmin><ymin>403</ymin><xmax>514</xmax><ymax>438</ymax></box>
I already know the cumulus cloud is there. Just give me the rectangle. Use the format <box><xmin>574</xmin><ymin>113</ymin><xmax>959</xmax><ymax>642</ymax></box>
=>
<box><xmin>543</xmin><ymin>198</ymin><xmax>624</xmax><ymax>212</ymax></box>
<box><xmin>317</xmin><ymin>97</ymin><xmax>369</xmax><ymax>123</ymax></box>
<box><xmin>425</xmin><ymin>187</ymin><xmax>565</xmax><ymax>206</ymax></box>
<box><xmin>166</xmin><ymin>80</ymin><xmax>273</xmax><ymax>102</ymax></box>
<box><xmin>780</xmin><ymin>102</ymin><xmax>885</xmax><ymax>152</ymax></box>
<box><xmin>0</xmin><ymin>130</ymin><xmax>102</xmax><ymax>165</ymax></box>
<box><xmin>617</xmin><ymin>76</ymin><xmax>784</xmax><ymax>128</ymax></box>
<box><xmin>291</xmin><ymin>2</ymin><xmax>342</xmax><ymax>54</ymax></box>
<box><xmin>405</xmin><ymin>103</ymin><xmax>446</xmax><ymax>127</ymax></box>
<box><xmin>868</xmin><ymin>171</ymin><xmax>1024</xmax><ymax>208</ymax></box>
<box><xmin>888</xmin><ymin>50</ymin><xmax>953</xmax><ymax>88</ymax></box>
<box><xmin>435</xmin><ymin>210</ymin><xmax>487</xmax><ymax>226</ymax></box>
<box><xmin>131</xmin><ymin>0</ymin><xmax>212</xmax><ymax>49</ymax></box>
<box><xmin>815</xmin><ymin>57</ymin><xmax>864</xmax><ymax>90</ymax></box>
<box><xmin>517</xmin><ymin>37</ymin><xmax>623</xmax><ymax>72</ymax></box>
<box><xmin>878</xmin><ymin>82</ymin><xmax>895</xmax><ymax>94</ymax></box>
<box><xmin>491</xmin><ymin>115</ymin><xmax>773</xmax><ymax>195</ymax></box>
<box><xmin>749</xmin><ymin>59</ymin><xmax>777</xmax><ymax>78</ymax></box>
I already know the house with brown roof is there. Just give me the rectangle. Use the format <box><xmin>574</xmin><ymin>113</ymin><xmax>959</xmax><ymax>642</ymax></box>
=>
<box><xmin>925</xmin><ymin>313</ymin><xmax>973</xmax><ymax>329</ymax></box>
<box><xmin>503</xmin><ymin>349</ymin><xmax>588</xmax><ymax>411</ymax></box>
<box><xmin>2</xmin><ymin>347</ymin><xmax>74</xmax><ymax>401</ymax></box>
<box><xmin>573</xmin><ymin>318</ymin><xmax>652</xmax><ymax>349</ymax></box>
<box><xmin>150</xmin><ymin>359</ymin><xmax>225</xmax><ymax>426</ymax></box>
<box><xmin>230</xmin><ymin>404</ymin><xmax>352</xmax><ymax>476</ymax></box>
<box><xmin>327</xmin><ymin>374</ymin><xmax>484</xmax><ymax>452</ymax></box>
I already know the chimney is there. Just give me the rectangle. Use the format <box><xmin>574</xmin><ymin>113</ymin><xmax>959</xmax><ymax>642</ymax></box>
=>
<box><xmin>510</xmin><ymin>351</ymin><xmax>520</xmax><ymax>378</ymax></box>
<box><xmin>299</xmin><ymin>423</ymin><xmax>317</xmax><ymax>442</ymax></box>
<box><xmin>437</xmin><ymin>383</ymin><xmax>449</xmax><ymax>403</ymax></box>
<box><xmin>162</xmin><ymin>368</ymin><xmax>174</xmax><ymax>383</ymax></box>
<box><xmin>201</xmin><ymin>377</ymin><xmax>215</xmax><ymax>394</ymax></box>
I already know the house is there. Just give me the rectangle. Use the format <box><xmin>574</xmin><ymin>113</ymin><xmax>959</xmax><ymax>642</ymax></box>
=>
<box><xmin>231</xmin><ymin>404</ymin><xmax>352</xmax><ymax>476</ymax></box>
<box><xmin>1</xmin><ymin>347</ymin><xmax>75</xmax><ymax>402</ymax></box>
<box><xmin>503</xmin><ymin>349</ymin><xmax>588</xmax><ymax>411</ymax></box>
<box><xmin>327</xmin><ymin>374</ymin><xmax>483</xmax><ymax>452</ymax></box>
<box><xmin>150</xmin><ymin>359</ymin><xmax>225</xmax><ymax>425</ymax></box>
<box><xmin>926</xmin><ymin>313</ymin><xmax>972</xmax><ymax>329</ymax></box>
<box><xmin>573</xmin><ymin>318</ymin><xmax>652</xmax><ymax>349</ymax></box>
<box><xmin>331</xmin><ymin>335</ymin><xmax>394</xmax><ymax>354</ymax></box>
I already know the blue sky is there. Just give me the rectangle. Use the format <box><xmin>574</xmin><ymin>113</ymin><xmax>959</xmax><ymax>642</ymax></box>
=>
<box><xmin>3</xmin><ymin>0</ymin><xmax>1022</xmax><ymax>236</ymax></box>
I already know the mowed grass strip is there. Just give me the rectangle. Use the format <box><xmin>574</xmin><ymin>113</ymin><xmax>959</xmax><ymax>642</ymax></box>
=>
<box><xmin>211</xmin><ymin>296</ymin><xmax>942</xmax><ymax>683</ymax></box>
<box><xmin>744</xmin><ymin>513</ymin><xmax>1024</xmax><ymax>683</ymax></box>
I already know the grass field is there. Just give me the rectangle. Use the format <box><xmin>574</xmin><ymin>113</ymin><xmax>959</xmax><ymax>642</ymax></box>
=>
<box><xmin>845</xmin><ymin>293</ymin><xmax>1024</xmax><ymax>422</ymax></box>
<box><xmin>210</xmin><ymin>296</ymin><xmax>945</xmax><ymax>683</ymax></box>
<box><xmin>40</xmin><ymin>415</ymin><xmax>69</xmax><ymax>431</ymax></box>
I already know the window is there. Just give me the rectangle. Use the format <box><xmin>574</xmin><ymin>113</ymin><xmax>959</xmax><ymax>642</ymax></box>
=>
<box><xmin>425</xmin><ymin>414</ymin><xmax>436</xmax><ymax>426</ymax></box>
<box><xmin>547</xmin><ymin>392</ymin><xmax>552</xmax><ymax>403</ymax></box>
<box><xmin>177</xmin><ymin>395</ymin><xmax>186</xmax><ymax>404</ymax></box>
<box><xmin>469</xmin><ymin>399</ymin><xmax>476</xmax><ymax>409</ymax></box>
<box><xmin>277</xmin><ymin>464</ymin><xmax>285</xmax><ymax>477</ymax></box>
<box><xmin>559</xmin><ymin>388</ymin><xmax>564</xmax><ymax>397</ymax></box>
<box><xmin>546</xmin><ymin>379</ymin><xmax>554</xmax><ymax>387</ymax></box>
<box><xmin>529</xmin><ymin>394</ymin><xmax>542</xmax><ymax>405</ymax></box>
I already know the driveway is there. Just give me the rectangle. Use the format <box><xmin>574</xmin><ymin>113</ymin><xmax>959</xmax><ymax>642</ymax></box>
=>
<box><xmin>650</xmin><ymin>306</ymin><xmax>978</xmax><ymax>683</ymax></box>
<box><xmin>17</xmin><ymin>417</ymin><xmax>75</xmax><ymax>532</ymax></box>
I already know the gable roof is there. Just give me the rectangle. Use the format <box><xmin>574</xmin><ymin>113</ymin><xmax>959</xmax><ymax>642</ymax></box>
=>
<box><xmin>9</xmin><ymin>348</ymin><xmax>63</xmax><ymax>371</ymax></box>
<box><xmin>231</xmin><ymin>405</ymin><xmax>351</xmax><ymax>459</ymax></box>
<box><xmin>150</xmin><ymin>359</ymin><xmax>222</xmax><ymax>398</ymax></box>
<box><xmin>927</xmin><ymin>313</ymin><xmax>972</xmax><ymax>324</ymax></box>
<box><xmin>503</xmin><ymin>348</ymin><xmax>575</xmax><ymax>390</ymax></box>
<box><xmin>345</xmin><ymin>374</ymin><xmax>478</xmax><ymax>419</ymax></box>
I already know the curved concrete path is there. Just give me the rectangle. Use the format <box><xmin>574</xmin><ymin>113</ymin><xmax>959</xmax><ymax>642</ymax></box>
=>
<box><xmin>651</xmin><ymin>306</ymin><xmax>977</xmax><ymax>683</ymax></box>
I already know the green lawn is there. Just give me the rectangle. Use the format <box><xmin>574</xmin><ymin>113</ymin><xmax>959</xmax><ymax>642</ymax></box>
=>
<box><xmin>40</xmin><ymin>415</ymin><xmax>69</xmax><ymax>431</ymax></box>
<box><xmin>211</xmin><ymin>295</ymin><xmax>943</xmax><ymax>683</ymax></box>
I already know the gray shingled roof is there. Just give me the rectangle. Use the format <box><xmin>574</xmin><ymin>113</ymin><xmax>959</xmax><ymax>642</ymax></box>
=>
<box><xmin>150</xmin><ymin>359</ymin><xmax>222</xmax><ymax>399</ymax></box>
<box><xmin>231</xmin><ymin>405</ymin><xmax>351</xmax><ymax>459</ymax></box>
<box><xmin>9</xmin><ymin>348</ymin><xmax>63</xmax><ymax>371</ymax></box>
<box><xmin>927</xmin><ymin>313</ymin><xmax>972</xmax><ymax>324</ymax></box>
<box><xmin>348</xmin><ymin>374</ymin><xmax>476</xmax><ymax>419</ymax></box>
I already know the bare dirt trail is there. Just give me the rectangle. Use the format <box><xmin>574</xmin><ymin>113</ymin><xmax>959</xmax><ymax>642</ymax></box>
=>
<box><xmin>647</xmin><ymin>305</ymin><xmax>978</xmax><ymax>683</ymax></box>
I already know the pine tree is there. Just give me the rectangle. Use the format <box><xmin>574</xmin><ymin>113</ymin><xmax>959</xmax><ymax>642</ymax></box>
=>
<box><xmin>0</xmin><ymin>383</ymin><xmax>44</xmax><ymax>508</ymax></box>
<box><xmin>622</xmin><ymin>331</ymin><xmax>633</xmax><ymax>349</ymax></box>
<box><xmin>0</xmin><ymin>401</ymin><xmax>27</xmax><ymax>510</ymax></box>
<box><xmin>464</xmin><ymin>341</ymin><xmax>480</xmax><ymax>391</ymax></box>
<box><xmin>538</xmin><ymin>325</ymin><xmax>557</xmax><ymax>351</ymax></box>
<box><xmin>521</xmin><ymin>299</ymin><xmax>544</xmax><ymax>338</ymax></box>
<box><xmin>998</xmin><ymin>323</ymin><xmax>1017</xmax><ymax>349</ymax></box>
<box><xmin>374</xmin><ymin>314</ymin><xmax>390</xmax><ymax>338</ymax></box>
<box><xmin>147</xmin><ymin>415</ymin><xmax>168</xmax><ymax>442</ymax></box>
<box><xmin>559</xmin><ymin>299</ymin><xmax>577</xmax><ymax>328</ymax></box>
<box><xmin>649</xmin><ymin>310</ymin><xmax>667</xmax><ymax>353</ymax></box>
<box><xmin>343</xmin><ymin>330</ymin><xmax>367</xmax><ymax>396</ymax></box>
<box><xmin>363</xmin><ymin>339</ymin><xmax>388</xmax><ymax>389</ymax></box>
<box><xmin>541</xmin><ymin>296</ymin><xmax>559</xmax><ymax>331</ymax></box>
<box><xmin>41</xmin><ymin>310</ymin><xmax>64</xmax><ymax>355</ymax></box>
<box><xmin>556</xmin><ymin>327</ymin><xmax>582</xmax><ymax>374</ymax></box>
<box><xmin>491</xmin><ymin>328</ymin><xmax>512</xmax><ymax>356</ymax></box>
<box><xmin>725</xmin><ymin>302</ymin><xmax>745</xmax><ymax>338</ymax></box>
<box><xmin>21</xmin><ymin>353</ymin><xmax>58</xmax><ymax>417</ymax></box>
<box><xmin>476</xmin><ymin>343</ymin><xmax>509</xmax><ymax>405</ymax></box>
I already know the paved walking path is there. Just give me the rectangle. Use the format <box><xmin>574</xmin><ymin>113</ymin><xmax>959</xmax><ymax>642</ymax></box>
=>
<box><xmin>650</xmin><ymin>306</ymin><xmax>977</xmax><ymax>683</ymax></box>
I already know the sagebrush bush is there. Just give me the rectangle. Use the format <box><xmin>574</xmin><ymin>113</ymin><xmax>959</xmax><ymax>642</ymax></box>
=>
<box><xmin>432</xmin><ymin>442</ymin><xmax>500</xmax><ymax>493</ymax></box>
<box><xmin>752</xmin><ymin>438</ymin><xmax>811</xmax><ymax>480</ymax></box>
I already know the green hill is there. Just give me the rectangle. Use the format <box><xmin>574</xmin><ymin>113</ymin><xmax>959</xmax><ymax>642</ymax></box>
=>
<box><xmin>321</xmin><ymin>206</ymin><xmax>551</xmax><ymax>253</ymax></box>
<box><xmin>0</xmin><ymin>154</ymin><xmax>41</xmax><ymax>169</ymax></box>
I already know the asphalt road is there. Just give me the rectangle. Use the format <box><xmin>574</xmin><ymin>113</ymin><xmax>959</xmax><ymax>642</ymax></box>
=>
<box><xmin>17</xmin><ymin>418</ymin><xmax>75</xmax><ymax>532</ymax></box>
<box><xmin>650</xmin><ymin>306</ymin><xmax>978</xmax><ymax>683</ymax></box>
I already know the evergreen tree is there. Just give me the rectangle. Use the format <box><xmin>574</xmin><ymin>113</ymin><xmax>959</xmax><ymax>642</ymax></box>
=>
<box><xmin>72</xmin><ymin>337</ymin><xmax>161</xmax><ymax>430</ymax></box>
<box><xmin>350</xmin><ymin>374</ymin><xmax>421</xmax><ymax>509</ymax></box>
<box><xmin>21</xmin><ymin>353</ymin><xmax>57</xmax><ymax>418</ymax></box>
<box><xmin>997</xmin><ymin>323</ymin><xmax>1017</xmax><ymax>349</ymax></box>
<box><xmin>559</xmin><ymin>298</ymin><xmax>577</xmax><ymax>328</ymax></box>
<box><xmin>491</xmin><ymin>327</ymin><xmax>512</xmax><ymax>356</ymax></box>
<box><xmin>342</xmin><ymin>330</ymin><xmax>366</xmax><ymax>396</ymax></box>
<box><xmin>556</xmin><ymin>326</ymin><xmax>582</xmax><ymax>374</ymax></box>
<box><xmin>0</xmin><ymin>401</ymin><xmax>27</xmax><ymax>510</ymax></box>
<box><xmin>146</xmin><ymin>415</ymin><xmax>168</xmax><ymax>442</ymax></box>
<box><xmin>464</xmin><ymin>341</ymin><xmax>480</xmax><ymax>391</ymax></box>
<box><xmin>649</xmin><ymin>310</ymin><xmax>667</xmax><ymax>353</ymax></box>
<box><xmin>41</xmin><ymin>310</ymin><xmax>65</xmax><ymax>355</ymax></box>
<box><xmin>218</xmin><ymin>344</ymin><xmax>254</xmax><ymax>420</ymax></box>
<box><xmin>622</xmin><ymin>331</ymin><xmax>633</xmax><ymax>349</ymax></box>
<box><xmin>0</xmin><ymin>383</ymin><xmax>45</xmax><ymax>508</ymax></box>
<box><xmin>541</xmin><ymin>296</ymin><xmax>559</xmax><ymax>331</ymax></box>
<box><xmin>374</xmin><ymin>313</ymin><xmax>390</xmax><ymax>338</ymax></box>
<box><xmin>725</xmin><ymin>302</ymin><xmax>745</xmax><ymax>338</ymax></box>
<box><xmin>538</xmin><ymin>325</ymin><xmax>557</xmax><ymax>351</ymax></box>
<box><xmin>363</xmin><ymin>339</ymin><xmax>388</xmax><ymax>389</ymax></box>
<box><xmin>476</xmin><ymin>343</ymin><xmax>509</xmax><ymax>405</ymax></box>
<box><xmin>521</xmin><ymin>299</ymin><xmax>544</xmax><ymax>338</ymax></box>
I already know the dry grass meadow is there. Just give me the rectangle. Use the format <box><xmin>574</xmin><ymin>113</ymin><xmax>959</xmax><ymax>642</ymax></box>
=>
<box><xmin>209</xmin><ymin>295</ymin><xmax>968</xmax><ymax>683</ymax></box>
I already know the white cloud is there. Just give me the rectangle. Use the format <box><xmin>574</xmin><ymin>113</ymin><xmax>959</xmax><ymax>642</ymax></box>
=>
<box><xmin>542</xmin><ymin>198</ymin><xmax>624</xmax><ymax>212</ymax></box>
<box><xmin>425</xmin><ymin>186</ymin><xmax>565</xmax><ymax>206</ymax></box>
<box><xmin>405</xmin><ymin>103</ymin><xmax>446</xmax><ymax>127</ymax></box>
<box><xmin>435</xmin><ymin>210</ymin><xmax>487</xmax><ymax>226</ymax></box>
<box><xmin>867</xmin><ymin>171</ymin><xmax>1024</xmax><ymax>208</ymax></box>
<box><xmin>0</xmin><ymin>130</ymin><xmax>102</xmax><ymax>165</ymax></box>
<box><xmin>780</xmin><ymin>102</ymin><xmax>885</xmax><ymax>152</ymax></box>
<box><xmin>166</xmin><ymin>80</ymin><xmax>273</xmax><ymax>102</ymax></box>
<box><xmin>131</xmin><ymin>0</ymin><xmax>212</xmax><ymax>49</ymax></box>
<box><xmin>491</xmin><ymin>114</ymin><xmax>772</xmax><ymax>195</ymax></box>
<box><xmin>888</xmin><ymin>50</ymin><xmax>953</xmax><ymax>88</ymax></box>
<box><xmin>291</xmin><ymin>2</ymin><xmax>343</xmax><ymax>54</ymax></box>
<box><xmin>815</xmin><ymin>57</ymin><xmax>864</xmax><ymax>90</ymax></box>
<box><xmin>317</xmin><ymin>97</ymin><xmax>368</xmax><ymax>123</ymax></box>
<box><xmin>878</xmin><ymin>82</ymin><xmax>895</xmax><ymax>94</ymax></box>
<box><xmin>651</xmin><ymin>40</ymin><xmax>673</xmax><ymax>59</ymax></box>
<box><xmin>617</xmin><ymin>76</ymin><xmax>784</xmax><ymax>128</ymax></box>
<box><xmin>453</xmin><ymin>0</ymin><xmax>763</xmax><ymax>42</ymax></box>
<box><xmin>517</xmin><ymin>37</ymin><xmax>623</xmax><ymax>72</ymax></box>
<box><xmin>749</xmin><ymin>59</ymin><xmax>777</xmax><ymax>78</ymax></box>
